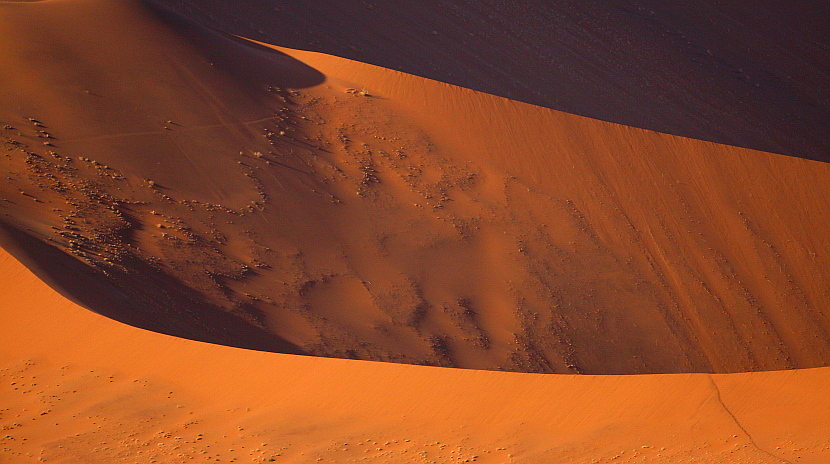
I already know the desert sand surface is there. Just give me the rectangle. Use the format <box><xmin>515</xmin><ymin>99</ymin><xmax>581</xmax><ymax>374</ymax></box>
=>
<box><xmin>159</xmin><ymin>0</ymin><xmax>830</xmax><ymax>161</ymax></box>
<box><xmin>1</xmin><ymin>0</ymin><xmax>830</xmax><ymax>461</ymax></box>
<box><xmin>3</xmin><ymin>0</ymin><xmax>830</xmax><ymax>375</ymax></box>
<box><xmin>2</xmin><ymin>247</ymin><xmax>830</xmax><ymax>463</ymax></box>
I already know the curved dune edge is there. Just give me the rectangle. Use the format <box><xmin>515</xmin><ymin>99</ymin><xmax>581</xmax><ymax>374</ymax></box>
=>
<box><xmin>1</xmin><ymin>247</ymin><xmax>829</xmax><ymax>463</ymax></box>
<box><xmin>2</xmin><ymin>0</ymin><xmax>829</xmax><ymax>375</ymax></box>
<box><xmin>164</xmin><ymin>0</ymin><xmax>830</xmax><ymax>160</ymax></box>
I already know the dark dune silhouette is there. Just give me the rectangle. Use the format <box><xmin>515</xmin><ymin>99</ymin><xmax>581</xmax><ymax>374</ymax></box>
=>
<box><xmin>158</xmin><ymin>0</ymin><xmax>830</xmax><ymax>161</ymax></box>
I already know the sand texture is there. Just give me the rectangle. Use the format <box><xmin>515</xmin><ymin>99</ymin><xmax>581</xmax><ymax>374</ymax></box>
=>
<box><xmin>2</xmin><ymin>248</ymin><xmax>830</xmax><ymax>463</ymax></box>
<box><xmin>158</xmin><ymin>0</ymin><xmax>830</xmax><ymax>160</ymax></box>
<box><xmin>1</xmin><ymin>0</ymin><xmax>828</xmax><ymax>462</ymax></box>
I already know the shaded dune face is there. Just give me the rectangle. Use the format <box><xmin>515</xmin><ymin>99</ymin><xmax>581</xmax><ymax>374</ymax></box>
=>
<box><xmin>157</xmin><ymin>0</ymin><xmax>830</xmax><ymax>162</ymax></box>
<box><xmin>2</xmin><ymin>248</ymin><xmax>829</xmax><ymax>464</ymax></box>
<box><xmin>1</xmin><ymin>0</ymin><xmax>829</xmax><ymax>374</ymax></box>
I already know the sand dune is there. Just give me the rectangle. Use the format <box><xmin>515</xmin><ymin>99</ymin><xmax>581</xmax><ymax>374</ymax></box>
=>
<box><xmin>2</xmin><ymin>247</ymin><xmax>830</xmax><ymax>463</ymax></box>
<box><xmin>158</xmin><ymin>0</ymin><xmax>830</xmax><ymax>161</ymax></box>
<box><xmin>2</xmin><ymin>0</ymin><xmax>830</xmax><ymax>462</ymax></box>
<box><xmin>1</xmin><ymin>0</ymin><xmax>830</xmax><ymax>376</ymax></box>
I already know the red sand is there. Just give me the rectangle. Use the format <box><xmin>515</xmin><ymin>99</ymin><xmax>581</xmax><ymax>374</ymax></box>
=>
<box><xmin>2</xmin><ymin>247</ymin><xmax>829</xmax><ymax>463</ymax></box>
<box><xmin>1</xmin><ymin>0</ymin><xmax>829</xmax><ymax>461</ymax></box>
<box><xmin>3</xmin><ymin>0</ymin><xmax>829</xmax><ymax>374</ymax></box>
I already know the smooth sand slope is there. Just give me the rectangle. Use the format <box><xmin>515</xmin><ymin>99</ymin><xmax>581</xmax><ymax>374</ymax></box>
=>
<box><xmin>2</xmin><ymin>0</ymin><xmax>830</xmax><ymax>374</ymax></box>
<box><xmin>2</xmin><ymin>247</ymin><xmax>830</xmax><ymax>463</ymax></box>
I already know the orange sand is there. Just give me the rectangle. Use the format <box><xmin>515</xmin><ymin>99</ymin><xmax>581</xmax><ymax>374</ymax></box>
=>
<box><xmin>2</xmin><ymin>0</ymin><xmax>829</xmax><ymax>374</ymax></box>
<box><xmin>1</xmin><ymin>0</ymin><xmax>829</xmax><ymax>461</ymax></box>
<box><xmin>2</xmin><ymin>248</ymin><xmax>829</xmax><ymax>463</ymax></box>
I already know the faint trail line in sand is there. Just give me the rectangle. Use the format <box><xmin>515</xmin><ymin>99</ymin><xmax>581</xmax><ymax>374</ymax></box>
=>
<box><xmin>171</xmin><ymin>60</ymin><xmax>258</xmax><ymax>144</ymax></box>
<box><xmin>165</xmin><ymin>130</ymin><xmax>227</xmax><ymax>201</ymax></box>
<box><xmin>708</xmin><ymin>375</ymin><xmax>793</xmax><ymax>464</ymax></box>
<box><xmin>55</xmin><ymin>115</ymin><xmax>282</xmax><ymax>145</ymax></box>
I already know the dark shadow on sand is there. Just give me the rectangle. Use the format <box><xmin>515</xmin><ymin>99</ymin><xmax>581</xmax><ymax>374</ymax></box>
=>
<box><xmin>0</xmin><ymin>221</ymin><xmax>308</xmax><ymax>356</ymax></box>
<box><xmin>155</xmin><ymin>0</ymin><xmax>830</xmax><ymax>162</ymax></box>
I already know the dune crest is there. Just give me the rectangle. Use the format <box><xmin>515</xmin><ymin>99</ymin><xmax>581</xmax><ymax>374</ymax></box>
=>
<box><xmin>2</xmin><ymin>0</ymin><xmax>830</xmax><ymax>375</ymax></box>
<box><xmin>2</xmin><ymin>0</ymin><xmax>830</xmax><ymax>461</ymax></box>
<box><xmin>2</xmin><ymin>247</ymin><xmax>830</xmax><ymax>463</ymax></box>
<box><xmin>157</xmin><ymin>0</ymin><xmax>830</xmax><ymax>160</ymax></box>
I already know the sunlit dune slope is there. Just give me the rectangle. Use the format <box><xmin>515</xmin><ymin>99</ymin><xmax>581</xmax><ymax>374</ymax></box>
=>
<box><xmin>2</xmin><ymin>0</ymin><xmax>830</xmax><ymax>374</ymax></box>
<box><xmin>158</xmin><ymin>0</ymin><xmax>830</xmax><ymax>161</ymax></box>
<box><xmin>2</xmin><ymin>247</ymin><xmax>830</xmax><ymax>463</ymax></box>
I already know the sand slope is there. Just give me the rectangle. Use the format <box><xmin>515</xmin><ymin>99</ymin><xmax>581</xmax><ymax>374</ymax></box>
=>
<box><xmin>1</xmin><ymin>0</ymin><xmax>830</xmax><ymax>374</ymax></box>
<box><xmin>2</xmin><ymin>1</ymin><xmax>830</xmax><ymax>462</ymax></box>
<box><xmin>158</xmin><ymin>0</ymin><xmax>830</xmax><ymax>160</ymax></box>
<box><xmin>2</xmin><ymin>247</ymin><xmax>830</xmax><ymax>463</ymax></box>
